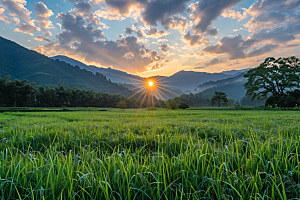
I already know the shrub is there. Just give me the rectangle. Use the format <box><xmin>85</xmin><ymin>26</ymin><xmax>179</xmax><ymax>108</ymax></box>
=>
<box><xmin>178</xmin><ymin>102</ymin><xmax>189</xmax><ymax>109</ymax></box>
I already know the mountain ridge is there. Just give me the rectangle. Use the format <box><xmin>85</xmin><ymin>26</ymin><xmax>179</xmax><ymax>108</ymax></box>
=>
<box><xmin>52</xmin><ymin>55</ymin><xmax>249</xmax><ymax>92</ymax></box>
<box><xmin>0</xmin><ymin>36</ymin><xmax>132</xmax><ymax>96</ymax></box>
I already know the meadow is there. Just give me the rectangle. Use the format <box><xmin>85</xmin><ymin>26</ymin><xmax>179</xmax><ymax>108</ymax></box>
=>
<box><xmin>0</xmin><ymin>108</ymin><xmax>300</xmax><ymax>199</ymax></box>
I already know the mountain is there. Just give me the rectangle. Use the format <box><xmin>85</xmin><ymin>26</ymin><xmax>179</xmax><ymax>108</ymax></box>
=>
<box><xmin>158</xmin><ymin>71</ymin><xmax>231</xmax><ymax>91</ymax></box>
<box><xmin>51</xmin><ymin>55</ymin><xmax>143</xmax><ymax>84</ymax></box>
<box><xmin>193</xmin><ymin>73</ymin><xmax>248</xmax><ymax>100</ymax></box>
<box><xmin>0</xmin><ymin>36</ymin><xmax>132</xmax><ymax>95</ymax></box>
<box><xmin>220</xmin><ymin>68</ymin><xmax>251</xmax><ymax>76</ymax></box>
<box><xmin>50</xmin><ymin>55</ymin><xmax>249</xmax><ymax>92</ymax></box>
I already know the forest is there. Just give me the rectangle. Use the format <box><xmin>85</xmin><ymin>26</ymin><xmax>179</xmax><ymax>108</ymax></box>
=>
<box><xmin>0</xmin><ymin>75</ymin><xmax>161</xmax><ymax>108</ymax></box>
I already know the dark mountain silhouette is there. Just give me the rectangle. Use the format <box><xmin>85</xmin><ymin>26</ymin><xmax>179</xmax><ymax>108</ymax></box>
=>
<box><xmin>0</xmin><ymin>36</ymin><xmax>132</xmax><ymax>95</ymax></box>
<box><xmin>193</xmin><ymin>73</ymin><xmax>248</xmax><ymax>100</ymax></box>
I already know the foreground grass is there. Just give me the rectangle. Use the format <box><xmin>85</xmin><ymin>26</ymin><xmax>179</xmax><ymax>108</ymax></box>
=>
<box><xmin>1</xmin><ymin>109</ymin><xmax>300</xmax><ymax>199</ymax></box>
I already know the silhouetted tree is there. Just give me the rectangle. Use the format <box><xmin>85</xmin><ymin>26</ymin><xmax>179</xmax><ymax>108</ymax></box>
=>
<box><xmin>244</xmin><ymin>56</ymin><xmax>300</xmax><ymax>100</ymax></box>
<box><xmin>211</xmin><ymin>91</ymin><xmax>228</xmax><ymax>107</ymax></box>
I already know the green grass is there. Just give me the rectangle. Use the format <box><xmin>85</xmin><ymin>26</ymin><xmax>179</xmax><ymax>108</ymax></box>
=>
<box><xmin>1</xmin><ymin>109</ymin><xmax>300</xmax><ymax>199</ymax></box>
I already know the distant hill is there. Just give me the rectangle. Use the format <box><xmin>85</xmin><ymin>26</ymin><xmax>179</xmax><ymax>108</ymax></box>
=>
<box><xmin>155</xmin><ymin>70</ymin><xmax>238</xmax><ymax>91</ymax></box>
<box><xmin>0</xmin><ymin>36</ymin><xmax>132</xmax><ymax>95</ymax></box>
<box><xmin>51</xmin><ymin>55</ymin><xmax>143</xmax><ymax>84</ymax></box>
<box><xmin>50</xmin><ymin>55</ymin><xmax>249</xmax><ymax>92</ymax></box>
<box><xmin>193</xmin><ymin>73</ymin><xmax>248</xmax><ymax>100</ymax></box>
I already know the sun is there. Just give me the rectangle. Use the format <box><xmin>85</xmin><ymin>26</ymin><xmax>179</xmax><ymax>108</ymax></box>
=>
<box><xmin>148</xmin><ymin>81</ymin><xmax>153</xmax><ymax>87</ymax></box>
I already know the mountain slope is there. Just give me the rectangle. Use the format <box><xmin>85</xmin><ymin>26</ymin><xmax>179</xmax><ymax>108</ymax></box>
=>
<box><xmin>50</xmin><ymin>55</ymin><xmax>250</xmax><ymax>92</ymax></box>
<box><xmin>0</xmin><ymin>36</ymin><xmax>132</xmax><ymax>95</ymax></box>
<box><xmin>194</xmin><ymin>73</ymin><xmax>247</xmax><ymax>100</ymax></box>
<box><xmin>158</xmin><ymin>71</ymin><xmax>231</xmax><ymax>91</ymax></box>
<box><xmin>51</xmin><ymin>55</ymin><xmax>143</xmax><ymax>84</ymax></box>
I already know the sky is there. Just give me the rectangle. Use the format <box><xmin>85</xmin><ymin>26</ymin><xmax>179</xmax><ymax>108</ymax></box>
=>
<box><xmin>0</xmin><ymin>0</ymin><xmax>300</xmax><ymax>77</ymax></box>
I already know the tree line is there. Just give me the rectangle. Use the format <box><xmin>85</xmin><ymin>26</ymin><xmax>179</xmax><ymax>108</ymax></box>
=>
<box><xmin>0</xmin><ymin>75</ymin><xmax>158</xmax><ymax>108</ymax></box>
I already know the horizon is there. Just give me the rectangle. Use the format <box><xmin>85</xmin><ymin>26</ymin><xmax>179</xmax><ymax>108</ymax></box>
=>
<box><xmin>0</xmin><ymin>0</ymin><xmax>299</xmax><ymax>77</ymax></box>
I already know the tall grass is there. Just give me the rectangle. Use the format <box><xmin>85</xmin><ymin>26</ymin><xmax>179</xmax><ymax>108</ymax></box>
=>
<box><xmin>0</xmin><ymin>110</ymin><xmax>300</xmax><ymax>199</ymax></box>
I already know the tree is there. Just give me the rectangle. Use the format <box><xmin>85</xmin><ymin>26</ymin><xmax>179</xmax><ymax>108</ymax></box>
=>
<box><xmin>178</xmin><ymin>102</ymin><xmax>189</xmax><ymax>109</ymax></box>
<box><xmin>167</xmin><ymin>99</ymin><xmax>179</xmax><ymax>110</ymax></box>
<box><xmin>211</xmin><ymin>91</ymin><xmax>228</xmax><ymax>107</ymax></box>
<box><xmin>244</xmin><ymin>56</ymin><xmax>300</xmax><ymax>100</ymax></box>
<box><xmin>116</xmin><ymin>101</ymin><xmax>127</xmax><ymax>109</ymax></box>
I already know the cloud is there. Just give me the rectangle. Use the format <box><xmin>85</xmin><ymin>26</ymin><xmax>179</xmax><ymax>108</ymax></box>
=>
<box><xmin>0</xmin><ymin>7</ymin><xmax>14</xmax><ymax>23</ymax></box>
<box><xmin>73</xmin><ymin>1</ymin><xmax>93</xmax><ymax>15</ymax></box>
<box><xmin>145</xmin><ymin>27</ymin><xmax>170</xmax><ymax>38</ymax></box>
<box><xmin>203</xmin><ymin>34</ymin><xmax>278</xmax><ymax>60</ymax></box>
<box><xmin>141</xmin><ymin>0</ymin><xmax>190</xmax><ymax>26</ymax></box>
<box><xmin>95</xmin><ymin>9</ymin><xmax>126</xmax><ymax>20</ymax></box>
<box><xmin>147</xmin><ymin>62</ymin><xmax>166</xmax><ymax>71</ymax></box>
<box><xmin>125</xmin><ymin>27</ymin><xmax>134</xmax><ymax>34</ymax></box>
<box><xmin>93</xmin><ymin>0</ymin><xmax>145</xmax><ymax>17</ymax></box>
<box><xmin>0</xmin><ymin>0</ymin><xmax>33</xmax><ymax>24</ymax></box>
<box><xmin>205</xmin><ymin>26</ymin><xmax>219</xmax><ymax>36</ymax></box>
<box><xmin>44</xmin><ymin>30</ymin><xmax>52</xmax><ymax>36</ymax></box>
<box><xmin>247</xmin><ymin>44</ymin><xmax>278</xmax><ymax>58</ymax></box>
<box><xmin>14</xmin><ymin>23</ymin><xmax>40</xmax><ymax>35</ymax></box>
<box><xmin>159</xmin><ymin>44</ymin><xmax>169</xmax><ymax>53</ymax></box>
<box><xmin>249</xmin><ymin>23</ymin><xmax>300</xmax><ymax>43</ymax></box>
<box><xmin>34</xmin><ymin>2</ymin><xmax>54</xmax><ymax>30</ymax></box>
<box><xmin>34</xmin><ymin>12</ymin><xmax>163</xmax><ymax>73</ymax></box>
<box><xmin>205</xmin><ymin>58</ymin><xmax>224</xmax><ymax>66</ymax></box>
<box><xmin>183</xmin><ymin>31</ymin><xmax>209</xmax><ymax>47</ymax></box>
<box><xmin>221</xmin><ymin>9</ymin><xmax>247</xmax><ymax>20</ymax></box>
<box><xmin>57</xmin><ymin>13</ymin><xmax>104</xmax><ymax>45</ymax></box>
<box><xmin>35</xmin><ymin>35</ymin><xmax>51</xmax><ymax>42</ymax></box>
<box><xmin>244</xmin><ymin>11</ymin><xmax>287</xmax><ymax>32</ymax></box>
<box><xmin>247</xmin><ymin>0</ymin><xmax>300</xmax><ymax>16</ymax></box>
<box><xmin>1</xmin><ymin>0</ymin><xmax>41</xmax><ymax>35</ymax></box>
<box><xmin>161</xmin><ymin>15</ymin><xmax>187</xmax><ymax>33</ymax></box>
<box><xmin>135</xmin><ymin>29</ymin><xmax>144</xmax><ymax>37</ymax></box>
<box><xmin>190</xmin><ymin>0</ymin><xmax>241</xmax><ymax>33</ymax></box>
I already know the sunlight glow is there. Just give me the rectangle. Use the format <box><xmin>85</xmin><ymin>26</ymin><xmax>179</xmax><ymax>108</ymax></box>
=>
<box><xmin>148</xmin><ymin>81</ymin><xmax>153</xmax><ymax>87</ymax></box>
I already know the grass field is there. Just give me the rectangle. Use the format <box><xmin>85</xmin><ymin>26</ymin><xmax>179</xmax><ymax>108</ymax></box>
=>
<box><xmin>1</xmin><ymin>109</ymin><xmax>300</xmax><ymax>199</ymax></box>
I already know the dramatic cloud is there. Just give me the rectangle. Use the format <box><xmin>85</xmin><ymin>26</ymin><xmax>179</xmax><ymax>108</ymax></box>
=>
<box><xmin>34</xmin><ymin>2</ymin><xmax>54</xmax><ymax>30</ymax></box>
<box><xmin>247</xmin><ymin>0</ymin><xmax>300</xmax><ymax>16</ymax></box>
<box><xmin>57</xmin><ymin>13</ymin><xmax>104</xmax><ymax>44</ymax></box>
<box><xmin>161</xmin><ymin>15</ymin><xmax>187</xmax><ymax>33</ymax></box>
<box><xmin>183</xmin><ymin>32</ymin><xmax>209</xmax><ymax>47</ymax></box>
<box><xmin>190</xmin><ymin>0</ymin><xmax>241</xmax><ymax>33</ymax></box>
<box><xmin>245</xmin><ymin>11</ymin><xmax>287</xmax><ymax>32</ymax></box>
<box><xmin>203</xmin><ymin>34</ymin><xmax>277</xmax><ymax>60</ymax></box>
<box><xmin>142</xmin><ymin>0</ymin><xmax>190</xmax><ymax>26</ymax></box>
<box><xmin>34</xmin><ymin>12</ymin><xmax>163</xmax><ymax>73</ymax></box>
<box><xmin>93</xmin><ymin>0</ymin><xmax>145</xmax><ymax>16</ymax></box>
